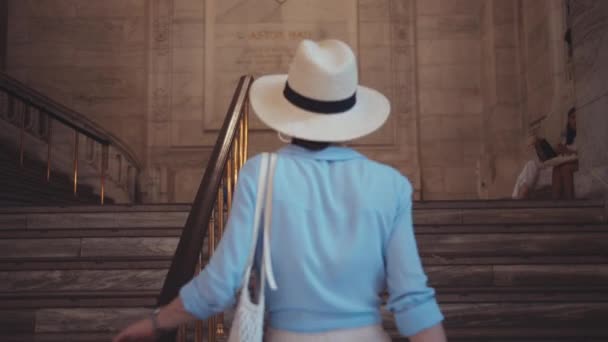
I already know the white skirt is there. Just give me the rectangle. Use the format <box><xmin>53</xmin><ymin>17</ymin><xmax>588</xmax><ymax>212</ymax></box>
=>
<box><xmin>265</xmin><ymin>325</ymin><xmax>391</xmax><ymax>342</ymax></box>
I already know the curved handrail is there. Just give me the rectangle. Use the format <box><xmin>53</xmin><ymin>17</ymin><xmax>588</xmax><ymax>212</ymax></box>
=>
<box><xmin>158</xmin><ymin>75</ymin><xmax>253</xmax><ymax>309</ymax></box>
<box><xmin>0</xmin><ymin>72</ymin><xmax>141</xmax><ymax>170</ymax></box>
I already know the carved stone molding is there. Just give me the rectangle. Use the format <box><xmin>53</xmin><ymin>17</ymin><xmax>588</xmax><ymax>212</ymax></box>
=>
<box><xmin>146</xmin><ymin>0</ymin><xmax>174</xmax><ymax>201</ymax></box>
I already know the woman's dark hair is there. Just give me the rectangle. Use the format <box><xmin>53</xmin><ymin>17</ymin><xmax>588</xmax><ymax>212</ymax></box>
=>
<box><xmin>292</xmin><ymin>138</ymin><xmax>331</xmax><ymax>151</ymax></box>
<box><xmin>566</xmin><ymin>107</ymin><xmax>576</xmax><ymax>145</ymax></box>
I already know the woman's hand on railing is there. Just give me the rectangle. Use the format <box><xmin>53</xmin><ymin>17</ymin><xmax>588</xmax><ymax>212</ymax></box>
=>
<box><xmin>114</xmin><ymin>297</ymin><xmax>197</xmax><ymax>342</ymax></box>
<box><xmin>112</xmin><ymin>318</ymin><xmax>158</xmax><ymax>342</ymax></box>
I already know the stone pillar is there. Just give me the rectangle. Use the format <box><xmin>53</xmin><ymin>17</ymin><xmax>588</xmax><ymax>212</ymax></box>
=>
<box><xmin>143</xmin><ymin>0</ymin><xmax>423</xmax><ymax>202</ymax></box>
<box><xmin>144</xmin><ymin>0</ymin><xmax>175</xmax><ymax>203</ymax></box>
<box><xmin>5</xmin><ymin>0</ymin><xmax>149</xmax><ymax>171</ymax></box>
<box><xmin>569</xmin><ymin>0</ymin><xmax>608</xmax><ymax>198</ymax></box>
<box><xmin>478</xmin><ymin>0</ymin><xmax>525</xmax><ymax>198</ymax></box>
<box><xmin>415</xmin><ymin>0</ymin><xmax>484</xmax><ymax>200</ymax></box>
<box><xmin>0</xmin><ymin>0</ymin><xmax>7</xmax><ymax>71</ymax></box>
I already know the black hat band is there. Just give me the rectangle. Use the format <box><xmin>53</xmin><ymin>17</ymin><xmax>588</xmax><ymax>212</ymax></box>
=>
<box><xmin>283</xmin><ymin>82</ymin><xmax>356</xmax><ymax>114</ymax></box>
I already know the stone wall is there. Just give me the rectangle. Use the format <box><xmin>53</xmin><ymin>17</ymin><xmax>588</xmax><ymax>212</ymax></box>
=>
<box><xmin>0</xmin><ymin>1</ymin><xmax>7</xmax><ymax>70</ymax></box>
<box><xmin>145</xmin><ymin>0</ymin><xmax>206</xmax><ymax>202</ymax></box>
<box><xmin>5</xmin><ymin>0</ymin><xmax>587</xmax><ymax>202</ymax></box>
<box><xmin>6</xmin><ymin>0</ymin><xmax>148</xmax><ymax>164</ymax></box>
<box><xmin>518</xmin><ymin>0</ymin><xmax>573</xmax><ymax>144</ymax></box>
<box><xmin>474</xmin><ymin>0</ymin><xmax>577</xmax><ymax>199</ymax></box>
<box><xmin>415</xmin><ymin>0</ymin><xmax>484</xmax><ymax>200</ymax></box>
<box><xmin>569</xmin><ymin>0</ymin><xmax>608</xmax><ymax>197</ymax></box>
<box><xmin>144</xmin><ymin>0</ymin><xmax>422</xmax><ymax>202</ymax></box>
<box><xmin>477</xmin><ymin>0</ymin><xmax>524</xmax><ymax>198</ymax></box>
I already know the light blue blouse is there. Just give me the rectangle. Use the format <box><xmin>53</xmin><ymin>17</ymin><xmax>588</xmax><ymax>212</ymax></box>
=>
<box><xmin>179</xmin><ymin>144</ymin><xmax>444</xmax><ymax>336</ymax></box>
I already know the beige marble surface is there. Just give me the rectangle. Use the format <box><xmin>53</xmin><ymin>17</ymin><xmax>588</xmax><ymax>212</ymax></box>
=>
<box><xmin>204</xmin><ymin>0</ymin><xmax>358</xmax><ymax>129</ymax></box>
<box><xmin>570</xmin><ymin>0</ymin><xmax>608</xmax><ymax>198</ymax></box>
<box><xmin>416</xmin><ymin>0</ymin><xmax>484</xmax><ymax>199</ymax></box>
<box><xmin>571</xmin><ymin>0</ymin><xmax>608</xmax><ymax>166</ymax></box>
<box><xmin>0</xmin><ymin>238</ymin><xmax>81</xmax><ymax>258</ymax></box>
<box><xmin>6</xmin><ymin>0</ymin><xmax>599</xmax><ymax>201</ymax></box>
<box><xmin>146</xmin><ymin>0</ymin><xmax>424</xmax><ymax>202</ymax></box>
<box><xmin>1</xmin><ymin>269</ymin><xmax>166</xmax><ymax>292</ymax></box>
<box><xmin>80</xmin><ymin>237</ymin><xmax>178</xmax><ymax>257</ymax></box>
<box><xmin>35</xmin><ymin>308</ymin><xmax>151</xmax><ymax>332</ymax></box>
<box><xmin>6</xmin><ymin>1</ymin><xmax>148</xmax><ymax>163</ymax></box>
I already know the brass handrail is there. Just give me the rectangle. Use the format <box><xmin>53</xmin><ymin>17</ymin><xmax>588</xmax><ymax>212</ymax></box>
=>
<box><xmin>0</xmin><ymin>73</ymin><xmax>140</xmax><ymax>168</ymax></box>
<box><xmin>158</xmin><ymin>75</ymin><xmax>253</xmax><ymax>342</ymax></box>
<box><xmin>0</xmin><ymin>72</ymin><xmax>141</xmax><ymax>204</ymax></box>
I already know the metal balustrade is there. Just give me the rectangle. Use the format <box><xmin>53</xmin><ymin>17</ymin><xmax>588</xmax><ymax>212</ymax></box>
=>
<box><xmin>0</xmin><ymin>72</ymin><xmax>140</xmax><ymax>204</ymax></box>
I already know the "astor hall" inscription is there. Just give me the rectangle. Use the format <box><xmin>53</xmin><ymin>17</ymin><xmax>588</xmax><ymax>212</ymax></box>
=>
<box><xmin>204</xmin><ymin>0</ymin><xmax>358</xmax><ymax>129</ymax></box>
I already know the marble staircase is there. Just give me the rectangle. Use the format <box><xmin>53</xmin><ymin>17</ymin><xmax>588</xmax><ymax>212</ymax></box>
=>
<box><xmin>0</xmin><ymin>201</ymin><xmax>607</xmax><ymax>341</ymax></box>
<box><xmin>0</xmin><ymin>205</ymin><xmax>187</xmax><ymax>341</ymax></box>
<box><xmin>0</xmin><ymin>144</ymin><xmax>111</xmax><ymax>206</ymax></box>
<box><xmin>394</xmin><ymin>200</ymin><xmax>608</xmax><ymax>341</ymax></box>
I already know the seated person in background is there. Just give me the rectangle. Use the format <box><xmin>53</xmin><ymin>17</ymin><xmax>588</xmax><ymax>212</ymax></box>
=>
<box><xmin>512</xmin><ymin>137</ymin><xmax>544</xmax><ymax>199</ymax></box>
<box><xmin>512</xmin><ymin>108</ymin><xmax>578</xmax><ymax>199</ymax></box>
<box><xmin>552</xmin><ymin>108</ymin><xmax>578</xmax><ymax>199</ymax></box>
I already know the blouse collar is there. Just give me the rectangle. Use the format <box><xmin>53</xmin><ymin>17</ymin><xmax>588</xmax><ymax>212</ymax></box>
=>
<box><xmin>277</xmin><ymin>144</ymin><xmax>367</xmax><ymax>161</ymax></box>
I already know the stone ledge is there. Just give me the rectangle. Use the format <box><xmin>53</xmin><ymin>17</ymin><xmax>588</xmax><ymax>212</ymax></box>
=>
<box><xmin>575</xmin><ymin>167</ymin><xmax>608</xmax><ymax>199</ymax></box>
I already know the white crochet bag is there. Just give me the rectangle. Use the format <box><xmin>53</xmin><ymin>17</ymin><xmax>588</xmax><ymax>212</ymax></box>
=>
<box><xmin>228</xmin><ymin>153</ymin><xmax>278</xmax><ymax>342</ymax></box>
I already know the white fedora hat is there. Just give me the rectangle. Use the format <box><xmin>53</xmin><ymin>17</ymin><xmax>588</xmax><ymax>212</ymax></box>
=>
<box><xmin>249</xmin><ymin>39</ymin><xmax>390</xmax><ymax>142</ymax></box>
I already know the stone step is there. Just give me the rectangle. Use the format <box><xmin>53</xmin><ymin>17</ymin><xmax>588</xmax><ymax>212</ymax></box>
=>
<box><xmin>417</xmin><ymin>232</ymin><xmax>608</xmax><ymax>257</ymax></box>
<box><xmin>2</xmin><ymin>199</ymin><xmax>599</xmax><ymax>213</ymax></box>
<box><xmin>0</xmin><ymin>159</ymin><xmax>81</xmax><ymax>188</ymax></box>
<box><xmin>416</xmin><ymin>223</ymin><xmax>608</xmax><ymax>234</ymax></box>
<box><xmin>397</xmin><ymin>339</ymin><xmax>605</xmax><ymax>342</ymax></box>
<box><xmin>2</xmin><ymin>264</ymin><xmax>606</xmax><ymax>301</ymax></box>
<box><xmin>0</xmin><ymin>176</ymin><xmax>100</xmax><ymax>201</ymax></box>
<box><xmin>0</xmin><ymin>307</ymin><xmax>151</xmax><ymax>334</ymax></box>
<box><xmin>1</xmin><ymin>332</ymin><xmax>116</xmax><ymax>342</ymax></box>
<box><xmin>2</xmin><ymin>222</ymin><xmax>605</xmax><ymax>238</ymax></box>
<box><xmin>0</xmin><ymin>290</ymin><xmax>158</xmax><ymax>309</ymax></box>
<box><xmin>441</xmin><ymin>302</ymin><xmax>608</xmax><ymax>335</ymax></box>
<box><xmin>0</xmin><ymin>227</ymin><xmax>182</xmax><ymax>239</ymax></box>
<box><xmin>0</xmin><ymin>211</ymin><xmax>189</xmax><ymax>230</ymax></box>
<box><xmin>435</xmin><ymin>287</ymin><xmax>608</xmax><ymax>303</ymax></box>
<box><xmin>426</xmin><ymin>264</ymin><xmax>608</xmax><ymax>288</ymax></box>
<box><xmin>0</xmin><ymin>150</ymin><xmax>105</xmax><ymax>205</ymax></box>
<box><xmin>0</xmin><ymin>237</ymin><xmax>179</xmax><ymax>259</ymax></box>
<box><xmin>0</xmin><ymin>202</ymin><xmax>605</xmax><ymax>341</ymax></box>
<box><xmin>0</xmin><ymin>205</ymin><xmax>605</xmax><ymax>232</ymax></box>
<box><xmin>414</xmin><ymin>206</ymin><xmax>606</xmax><ymax>225</ymax></box>
<box><xmin>414</xmin><ymin>199</ymin><xmax>605</xmax><ymax>209</ymax></box>
<box><xmin>3</xmin><ymin>286</ymin><xmax>607</xmax><ymax>311</ymax></box>
<box><xmin>381</xmin><ymin>303</ymin><xmax>608</xmax><ymax>339</ymax></box>
<box><xmin>1</xmin><ymin>269</ymin><xmax>166</xmax><ymax>292</ymax></box>
<box><xmin>0</xmin><ymin>204</ymin><xmax>192</xmax><ymax>214</ymax></box>
<box><xmin>0</xmin><ymin>257</ymin><xmax>171</xmax><ymax>271</ymax></box>
<box><xmin>2</xmin><ymin>302</ymin><xmax>608</xmax><ymax>341</ymax></box>
<box><xmin>2</xmin><ymin>231</ymin><xmax>606</xmax><ymax>261</ymax></box>
<box><xmin>0</xmin><ymin>193</ymin><xmax>82</xmax><ymax>206</ymax></box>
<box><xmin>423</xmin><ymin>255</ymin><xmax>608</xmax><ymax>265</ymax></box>
<box><xmin>0</xmin><ymin>181</ymin><xmax>101</xmax><ymax>206</ymax></box>
<box><xmin>0</xmin><ymin>156</ymin><xmax>72</xmax><ymax>183</ymax></box>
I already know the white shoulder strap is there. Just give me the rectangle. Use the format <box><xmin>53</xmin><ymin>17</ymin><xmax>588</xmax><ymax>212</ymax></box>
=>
<box><xmin>241</xmin><ymin>153</ymin><xmax>269</xmax><ymax>286</ymax></box>
<box><xmin>241</xmin><ymin>153</ymin><xmax>278</xmax><ymax>292</ymax></box>
<box><xmin>262</xmin><ymin>153</ymin><xmax>278</xmax><ymax>290</ymax></box>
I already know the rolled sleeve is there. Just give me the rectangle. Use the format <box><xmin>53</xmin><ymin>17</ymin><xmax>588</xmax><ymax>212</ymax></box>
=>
<box><xmin>179</xmin><ymin>277</ymin><xmax>216</xmax><ymax>319</ymax></box>
<box><xmin>178</xmin><ymin>156</ymin><xmax>261</xmax><ymax>319</ymax></box>
<box><xmin>385</xmin><ymin>179</ymin><xmax>444</xmax><ymax>336</ymax></box>
<box><xmin>394</xmin><ymin>296</ymin><xmax>444</xmax><ymax>336</ymax></box>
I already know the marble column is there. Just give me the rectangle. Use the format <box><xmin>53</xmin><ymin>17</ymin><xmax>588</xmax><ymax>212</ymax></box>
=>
<box><xmin>416</xmin><ymin>0</ymin><xmax>484</xmax><ymax>199</ymax></box>
<box><xmin>570</xmin><ymin>0</ymin><xmax>608</xmax><ymax>198</ymax></box>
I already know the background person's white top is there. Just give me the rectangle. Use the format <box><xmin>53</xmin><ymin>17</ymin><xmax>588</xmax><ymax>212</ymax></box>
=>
<box><xmin>180</xmin><ymin>144</ymin><xmax>444</xmax><ymax>337</ymax></box>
